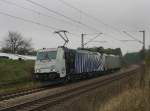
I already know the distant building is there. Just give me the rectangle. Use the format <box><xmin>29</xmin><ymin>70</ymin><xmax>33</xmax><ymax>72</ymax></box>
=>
<box><xmin>0</xmin><ymin>52</ymin><xmax>36</xmax><ymax>60</ymax></box>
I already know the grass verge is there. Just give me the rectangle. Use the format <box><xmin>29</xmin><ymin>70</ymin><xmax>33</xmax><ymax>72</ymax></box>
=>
<box><xmin>0</xmin><ymin>59</ymin><xmax>41</xmax><ymax>95</ymax></box>
<box><xmin>99</xmin><ymin>65</ymin><xmax>150</xmax><ymax>111</ymax></box>
<box><xmin>99</xmin><ymin>88</ymin><xmax>149</xmax><ymax>111</ymax></box>
<box><xmin>0</xmin><ymin>81</ymin><xmax>41</xmax><ymax>95</ymax></box>
<box><xmin>0</xmin><ymin>59</ymin><xmax>34</xmax><ymax>84</ymax></box>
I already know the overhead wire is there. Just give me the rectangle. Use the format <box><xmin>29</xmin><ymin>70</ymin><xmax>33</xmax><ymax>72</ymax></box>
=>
<box><xmin>57</xmin><ymin>0</ymin><xmax>137</xmax><ymax>40</ymax></box>
<box><xmin>123</xmin><ymin>31</ymin><xmax>143</xmax><ymax>44</ymax></box>
<box><xmin>57</xmin><ymin>0</ymin><xmax>125</xmax><ymax>42</ymax></box>
<box><xmin>0</xmin><ymin>0</ymin><xmax>90</xmax><ymax>38</ymax></box>
<box><xmin>84</xmin><ymin>33</ymin><xmax>102</xmax><ymax>45</ymax></box>
<box><xmin>25</xmin><ymin>0</ymin><xmax>102</xmax><ymax>33</ymax></box>
<box><xmin>0</xmin><ymin>0</ymin><xmax>78</xmax><ymax>26</ymax></box>
<box><xmin>0</xmin><ymin>11</ymin><xmax>88</xmax><ymax>41</ymax></box>
<box><xmin>0</xmin><ymin>11</ymin><xmax>83</xmax><ymax>46</ymax></box>
<box><xmin>101</xmin><ymin>33</ymin><xmax>128</xmax><ymax>48</ymax></box>
<box><xmin>90</xmin><ymin>41</ymin><xmax>107</xmax><ymax>43</ymax></box>
<box><xmin>0</xmin><ymin>10</ymin><xmax>126</xmax><ymax>49</ymax></box>
<box><xmin>0</xmin><ymin>0</ymin><xmax>129</xmax><ymax>49</ymax></box>
<box><xmin>0</xmin><ymin>0</ymin><xmax>104</xmax><ymax>37</ymax></box>
<box><xmin>120</xmin><ymin>40</ymin><xmax>138</xmax><ymax>42</ymax></box>
<box><xmin>0</xmin><ymin>0</ymin><xmax>139</xmax><ymax>49</ymax></box>
<box><xmin>0</xmin><ymin>11</ymin><xmax>60</xmax><ymax>30</ymax></box>
<box><xmin>0</xmin><ymin>0</ymin><xmax>89</xmax><ymax>39</ymax></box>
<box><xmin>57</xmin><ymin>0</ymin><xmax>119</xmax><ymax>30</ymax></box>
<box><xmin>0</xmin><ymin>0</ymin><xmax>76</xmax><ymax>26</ymax></box>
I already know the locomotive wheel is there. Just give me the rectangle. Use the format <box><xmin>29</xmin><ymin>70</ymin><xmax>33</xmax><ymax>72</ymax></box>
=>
<box><xmin>62</xmin><ymin>75</ymin><xmax>71</xmax><ymax>83</ymax></box>
<box><xmin>66</xmin><ymin>75</ymin><xmax>71</xmax><ymax>81</ymax></box>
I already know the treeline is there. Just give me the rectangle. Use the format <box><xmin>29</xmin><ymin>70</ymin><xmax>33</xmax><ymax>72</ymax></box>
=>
<box><xmin>123</xmin><ymin>48</ymin><xmax>150</xmax><ymax>65</ymax></box>
<box><xmin>80</xmin><ymin>46</ymin><xmax>150</xmax><ymax>65</ymax></box>
<box><xmin>145</xmin><ymin>48</ymin><xmax>150</xmax><ymax>66</ymax></box>
<box><xmin>78</xmin><ymin>47</ymin><xmax>122</xmax><ymax>56</ymax></box>
<box><xmin>123</xmin><ymin>52</ymin><xmax>142</xmax><ymax>65</ymax></box>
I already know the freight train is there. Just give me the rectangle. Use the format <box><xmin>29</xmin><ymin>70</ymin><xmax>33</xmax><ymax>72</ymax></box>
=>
<box><xmin>34</xmin><ymin>46</ymin><xmax>121</xmax><ymax>81</ymax></box>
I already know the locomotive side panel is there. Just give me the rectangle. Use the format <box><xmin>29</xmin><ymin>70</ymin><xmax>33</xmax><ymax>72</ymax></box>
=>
<box><xmin>55</xmin><ymin>47</ymin><xmax>66</xmax><ymax>78</ymax></box>
<box><xmin>74</xmin><ymin>50</ymin><xmax>105</xmax><ymax>74</ymax></box>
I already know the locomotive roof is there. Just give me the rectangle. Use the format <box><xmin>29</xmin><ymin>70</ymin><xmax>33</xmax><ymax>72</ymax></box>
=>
<box><xmin>105</xmin><ymin>54</ymin><xmax>120</xmax><ymax>57</ymax></box>
<box><xmin>76</xmin><ymin>49</ymin><xmax>100</xmax><ymax>55</ymax></box>
<box><xmin>37</xmin><ymin>48</ymin><xmax>57</xmax><ymax>52</ymax></box>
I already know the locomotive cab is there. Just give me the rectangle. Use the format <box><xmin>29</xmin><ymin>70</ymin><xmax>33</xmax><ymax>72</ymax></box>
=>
<box><xmin>34</xmin><ymin>47</ymin><xmax>66</xmax><ymax>80</ymax></box>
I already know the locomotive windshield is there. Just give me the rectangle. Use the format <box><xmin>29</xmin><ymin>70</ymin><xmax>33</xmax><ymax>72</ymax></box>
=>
<box><xmin>37</xmin><ymin>51</ymin><xmax>57</xmax><ymax>60</ymax></box>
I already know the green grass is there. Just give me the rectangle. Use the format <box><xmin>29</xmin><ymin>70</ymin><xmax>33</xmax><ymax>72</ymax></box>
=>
<box><xmin>145</xmin><ymin>54</ymin><xmax>150</xmax><ymax>66</ymax></box>
<box><xmin>0</xmin><ymin>59</ymin><xmax>40</xmax><ymax>94</ymax></box>
<box><xmin>0</xmin><ymin>59</ymin><xmax>34</xmax><ymax>84</ymax></box>
<box><xmin>0</xmin><ymin>81</ymin><xmax>41</xmax><ymax>95</ymax></box>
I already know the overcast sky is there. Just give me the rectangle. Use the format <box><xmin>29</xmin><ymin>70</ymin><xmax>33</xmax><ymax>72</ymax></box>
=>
<box><xmin>0</xmin><ymin>0</ymin><xmax>149</xmax><ymax>54</ymax></box>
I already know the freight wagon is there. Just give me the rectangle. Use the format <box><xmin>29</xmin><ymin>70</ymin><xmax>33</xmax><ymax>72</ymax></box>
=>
<box><xmin>104</xmin><ymin>54</ymin><xmax>121</xmax><ymax>71</ymax></box>
<box><xmin>34</xmin><ymin>46</ymin><xmax>121</xmax><ymax>81</ymax></box>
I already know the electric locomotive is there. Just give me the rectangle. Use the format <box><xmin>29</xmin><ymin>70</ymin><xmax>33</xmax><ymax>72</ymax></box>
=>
<box><xmin>34</xmin><ymin>46</ymin><xmax>121</xmax><ymax>80</ymax></box>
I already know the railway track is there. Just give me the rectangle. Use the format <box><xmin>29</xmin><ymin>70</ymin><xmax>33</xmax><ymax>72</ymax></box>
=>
<box><xmin>0</xmin><ymin>65</ymin><xmax>141</xmax><ymax>111</ymax></box>
<box><xmin>0</xmin><ymin>81</ymin><xmax>61</xmax><ymax>101</ymax></box>
<box><xmin>0</xmin><ymin>87</ymin><xmax>45</xmax><ymax>101</ymax></box>
<box><xmin>0</xmin><ymin>71</ymin><xmax>117</xmax><ymax>101</ymax></box>
<box><xmin>0</xmin><ymin>73</ymin><xmax>108</xmax><ymax>101</ymax></box>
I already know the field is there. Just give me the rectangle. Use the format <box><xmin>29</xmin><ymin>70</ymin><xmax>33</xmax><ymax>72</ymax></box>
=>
<box><xmin>0</xmin><ymin>59</ymin><xmax>39</xmax><ymax>94</ymax></box>
<box><xmin>99</xmin><ymin>88</ymin><xmax>149</xmax><ymax>111</ymax></box>
<box><xmin>0</xmin><ymin>59</ymin><xmax>34</xmax><ymax>83</ymax></box>
<box><xmin>98</xmin><ymin>61</ymin><xmax>150</xmax><ymax>111</ymax></box>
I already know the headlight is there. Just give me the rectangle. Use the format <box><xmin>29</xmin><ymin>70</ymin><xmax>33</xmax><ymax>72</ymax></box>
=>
<box><xmin>36</xmin><ymin>69</ymin><xmax>40</xmax><ymax>73</ymax></box>
<box><xmin>51</xmin><ymin>65</ymin><xmax>56</xmax><ymax>72</ymax></box>
<box><xmin>51</xmin><ymin>68</ymin><xmax>56</xmax><ymax>72</ymax></box>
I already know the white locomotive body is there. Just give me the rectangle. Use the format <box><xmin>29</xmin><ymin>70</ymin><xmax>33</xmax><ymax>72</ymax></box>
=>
<box><xmin>34</xmin><ymin>47</ymin><xmax>66</xmax><ymax>80</ymax></box>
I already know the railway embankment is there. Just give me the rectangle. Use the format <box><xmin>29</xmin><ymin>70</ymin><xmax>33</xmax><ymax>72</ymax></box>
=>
<box><xmin>0</xmin><ymin>64</ymin><xmax>145</xmax><ymax>111</ymax></box>
<box><xmin>0</xmin><ymin>59</ymin><xmax>39</xmax><ymax>95</ymax></box>
<box><xmin>44</xmin><ymin>65</ymin><xmax>146</xmax><ymax>111</ymax></box>
<box><xmin>98</xmin><ymin>64</ymin><xmax>149</xmax><ymax>111</ymax></box>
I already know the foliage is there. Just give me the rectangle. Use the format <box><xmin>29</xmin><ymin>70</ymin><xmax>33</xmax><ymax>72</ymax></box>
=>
<box><xmin>145</xmin><ymin>51</ymin><xmax>150</xmax><ymax>66</ymax></box>
<box><xmin>0</xmin><ymin>59</ymin><xmax>42</xmax><ymax>95</ymax></box>
<box><xmin>1</xmin><ymin>31</ymin><xmax>33</xmax><ymax>55</ymax></box>
<box><xmin>123</xmin><ymin>52</ymin><xmax>142</xmax><ymax>65</ymax></box>
<box><xmin>79</xmin><ymin>46</ymin><xmax>122</xmax><ymax>56</ymax></box>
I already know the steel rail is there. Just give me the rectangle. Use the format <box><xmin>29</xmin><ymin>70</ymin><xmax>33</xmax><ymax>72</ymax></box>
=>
<box><xmin>0</xmin><ymin>82</ymin><xmax>60</xmax><ymax>101</ymax></box>
<box><xmin>0</xmin><ymin>87</ymin><xmax>45</xmax><ymax>101</ymax></box>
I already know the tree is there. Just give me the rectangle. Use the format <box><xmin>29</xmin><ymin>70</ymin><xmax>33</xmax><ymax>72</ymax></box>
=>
<box><xmin>1</xmin><ymin>31</ymin><xmax>33</xmax><ymax>55</ymax></box>
<box><xmin>80</xmin><ymin>46</ymin><xmax>122</xmax><ymax>56</ymax></box>
<box><xmin>123</xmin><ymin>52</ymin><xmax>142</xmax><ymax>65</ymax></box>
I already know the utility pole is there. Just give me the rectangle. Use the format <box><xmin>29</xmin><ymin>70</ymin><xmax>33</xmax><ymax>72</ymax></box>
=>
<box><xmin>139</xmin><ymin>30</ymin><xmax>145</xmax><ymax>51</ymax></box>
<box><xmin>81</xmin><ymin>33</ymin><xmax>85</xmax><ymax>49</ymax></box>
<box><xmin>139</xmin><ymin>30</ymin><xmax>146</xmax><ymax>59</ymax></box>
